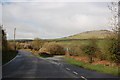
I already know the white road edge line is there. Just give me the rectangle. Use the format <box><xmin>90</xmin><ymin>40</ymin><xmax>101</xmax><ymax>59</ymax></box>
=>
<box><xmin>66</xmin><ymin>68</ymin><xmax>70</xmax><ymax>70</ymax></box>
<box><xmin>81</xmin><ymin>76</ymin><xmax>87</xmax><ymax>80</ymax></box>
<box><xmin>73</xmin><ymin>71</ymin><xmax>78</xmax><ymax>75</ymax></box>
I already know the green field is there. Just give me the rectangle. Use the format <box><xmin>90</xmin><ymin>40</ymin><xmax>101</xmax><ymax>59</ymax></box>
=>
<box><xmin>52</xmin><ymin>39</ymin><xmax>106</xmax><ymax>49</ymax></box>
<box><xmin>45</xmin><ymin>38</ymin><xmax>109</xmax><ymax>56</ymax></box>
<box><xmin>46</xmin><ymin>30</ymin><xmax>115</xmax><ymax>51</ymax></box>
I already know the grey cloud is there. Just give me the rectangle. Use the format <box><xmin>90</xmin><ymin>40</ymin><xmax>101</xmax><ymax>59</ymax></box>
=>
<box><xmin>2</xmin><ymin>0</ymin><xmax>119</xmax><ymax>2</ymax></box>
<box><xmin>2</xmin><ymin>2</ymin><xmax>111</xmax><ymax>39</ymax></box>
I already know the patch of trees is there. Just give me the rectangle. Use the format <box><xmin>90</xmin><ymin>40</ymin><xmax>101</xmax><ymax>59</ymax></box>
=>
<box><xmin>81</xmin><ymin>39</ymin><xmax>98</xmax><ymax>63</ymax></box>
<box><xmin>1</xmin><ymin>25</ymin><xmax>18</xmax><ymax>65</ymax></box>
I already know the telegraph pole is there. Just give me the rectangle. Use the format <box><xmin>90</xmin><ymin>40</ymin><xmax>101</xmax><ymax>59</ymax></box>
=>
<box><xmin>14</xmin><ymin>28</ymin><xmax>16</xmax><ymax>50</ymax></box>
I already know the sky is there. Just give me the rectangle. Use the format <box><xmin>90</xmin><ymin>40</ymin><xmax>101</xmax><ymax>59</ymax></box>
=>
<box><xmin>0</xmin><ymin>0</ymin><xmax>119</xmax><ymax>40</ymax></box>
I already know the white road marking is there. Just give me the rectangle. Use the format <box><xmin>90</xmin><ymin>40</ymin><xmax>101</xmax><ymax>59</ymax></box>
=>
<box><xmin>73</xmin><ymin>71</ymin><xmax>78</xmax><ymax>75</ymax></box>
<box><xmin>66</xmin><ymin>68</ymin><xmax>70</xmax><ymax>70</ymax></box>
<box><xmin>47</xmin><ymin>60</ymin><xmax>60</xmax><ymax>65</ymax></box>
<box><xmin>81</xmin><ymin>76</ymin><xmax>87</xmax><ymax>80</ymax></box>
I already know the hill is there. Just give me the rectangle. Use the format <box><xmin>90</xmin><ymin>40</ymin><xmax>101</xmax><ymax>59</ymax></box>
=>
<box><xmin>65</xmin><ymin>30</ymin><xmax>115</xmax><ymax>39</ymax></box>
<box><xmin>8</xmin><ymin>39</ymin><xmax>33</xmax><ymax>42</ymax></box>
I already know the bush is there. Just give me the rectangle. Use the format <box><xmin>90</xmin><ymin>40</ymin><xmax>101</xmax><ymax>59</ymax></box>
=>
<box><xmin>96</xmin><ymin>52</ymin><xmax>107</xmax><ymax>61</ymax></box>
<box><xmin>30</xmin><ymin>38</ymin><xmax>45</xmax><ymax>51</ymax></box>
<box><xmin>105</xmin><ymin>37</ymin><xmax>120</xmax><ymax>63</ymax></box>
<box><xmin>40</xmin><ymin>42</ymin><xmax>66</xmax><ymax>55</ymax></box>
<box><xmin>7</xmin><ymin>42</ymin><xmax>17</xmax><ymax>50</ymax></box>
<box><xmin>1</xmin><ymin>26</ymin><xmax>18</xmax><ymax>65</ymax></box>
<box><xmin>69</xmin><ymin>45</ymin><xmax>83</xmax><ymax>56</ymax></box>
<box><xmin>81</xmin><ymin>39</ymin><xmax>98</xmax><ymax>63</ymax></box>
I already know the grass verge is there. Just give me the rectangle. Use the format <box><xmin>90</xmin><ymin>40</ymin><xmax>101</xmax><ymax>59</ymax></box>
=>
<box><xmin>64</xmin><ymin>57</ymin><xmax>119</xmax><ymax>76</ymax></box>
<box><xmin>2</xmin><ymin>50</ymin><xmax>18</xmax><ymax>65</ymax></box>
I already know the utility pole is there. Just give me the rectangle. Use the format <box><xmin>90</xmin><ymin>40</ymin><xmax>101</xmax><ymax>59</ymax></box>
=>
<box><xmin>14</xmin><ymin>28</ymin><xmax>16</xmax><ymax>50</ymax></box>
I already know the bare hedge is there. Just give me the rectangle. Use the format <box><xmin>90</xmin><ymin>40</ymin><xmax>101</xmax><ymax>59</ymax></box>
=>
<box><xmin>39</xmin><ymin>42</ymin><xmax>66</xmax><ymax>55</ymax></box>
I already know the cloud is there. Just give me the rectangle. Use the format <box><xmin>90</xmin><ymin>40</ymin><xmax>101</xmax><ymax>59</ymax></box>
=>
<box><xmin>2</xmin><ymin>0</ymin><xmax>119</xmax><ymax>2</ymax></box>
<box><xmin>2</xmin><ymin>2</ymin><xmax>111</xmax><ymax>39</ymax></box>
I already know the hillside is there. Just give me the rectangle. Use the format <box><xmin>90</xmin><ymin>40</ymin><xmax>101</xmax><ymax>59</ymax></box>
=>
<box><xmin>8</xmin><ymin>39</ymin><xmax>33</xmax><ymax>42</ymax></box>
<box><xmin>65</xmin><ymin>30</ymin><xmax>115</xmax><ymax>39</ymax></box>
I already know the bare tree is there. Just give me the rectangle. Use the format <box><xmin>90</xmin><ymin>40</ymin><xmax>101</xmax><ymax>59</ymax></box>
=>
<box><xmin>108</xmin><ymin>1</ymin><xmax>120</xmax><ymax>76</ymax></box>
<box><xmin>0</xmin><ymin>25</ymin><xmax>8</xmax><ymax>51</ymax></box>
<box><xmin>108</xmin><ymin>2</ymin><xmax>118</xmax><ymax>32</ymax></box>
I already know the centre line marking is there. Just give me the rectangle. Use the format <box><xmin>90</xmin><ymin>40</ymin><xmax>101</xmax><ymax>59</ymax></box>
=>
<box><xmin>73</xmin><ymin>71</ymin><xmax>78</xmax><ymax>75</ymax></box>
<box><xmin>66</xmin><ymin>68</ymin><xmax>70</xmax><ymax>70</ymax></box>
<box><xmin>81</xmin><ymin>76</ymin><xmax>87</xmax><ymax>80</ymax></box>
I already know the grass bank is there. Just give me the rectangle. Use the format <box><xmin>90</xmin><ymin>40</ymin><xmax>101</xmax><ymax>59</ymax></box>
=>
<box><xmin>64</xmin><ymin>57</ymin><xmax>119</xmax><ymax>76</ymax></box>
<box><xmin>2</xmin><ymin>50</ymin><xmax>18</xmax><ymax>65</ymax></box>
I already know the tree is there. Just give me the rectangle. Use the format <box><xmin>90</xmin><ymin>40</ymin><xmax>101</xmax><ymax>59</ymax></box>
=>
<box><xmin>108</xmin><ymin>2</ymin><xmax>118</xmax><ymax>32</ymax></box>
<box><xmin>108</xmin><ymin>2</ymin><xmax>120</xmax><ymax>63</ymax></box>
<box><xmin>0</xmin><ymin>25</ymin><xmax>8</xmax><ymax>51</ymax></box>
<box><xmin>81</xmin><ymin>39</ymin><xmax>98</xmax><ymax>63</ymax></box>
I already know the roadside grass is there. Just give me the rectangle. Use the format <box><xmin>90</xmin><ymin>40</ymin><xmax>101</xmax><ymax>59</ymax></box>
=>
<box><xmin>84</xmin><ymin>64</ymin><xmax>118</xmax><ymax>75</ymax></box>
<box><xmin>64</xmin><ymin>57</ymin><xmax>119</xmax><ymax>76</ymax></box>
<box><xmin>53</xmin><ymin>55</ymin><xmax>65</xmax><ymax>57</ymax></box>
<box><xmin>2</xmin><ymin>50</ymin><xmax>18</xmax><ymax>65</ymax></box>
<box><xmin>65</xmin><ymin>57</ymin><xmax>86</xmax><ymax>67</ymax></box>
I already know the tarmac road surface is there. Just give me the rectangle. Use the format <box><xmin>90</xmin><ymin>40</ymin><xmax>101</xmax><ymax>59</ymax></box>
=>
<box><xmin>2</xmin><ymin>50</ymin><xmax>120</xmax><ymax>80</ymax></box>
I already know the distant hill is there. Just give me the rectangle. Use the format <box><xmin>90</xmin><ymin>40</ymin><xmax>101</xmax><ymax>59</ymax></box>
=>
<box><xmin>65</xmin><ymin>30</ymin><xmax>115</xmax><ymax>39</ymax></box>
<box><xmin>8</xmin><ymin>30</ymin><xmax>115</xmax><ymax>42</ymax></box>
<box><xmin>8</xmin><ymin>39</ymin><xmax>33</xmax><ymax>42</ymax></box>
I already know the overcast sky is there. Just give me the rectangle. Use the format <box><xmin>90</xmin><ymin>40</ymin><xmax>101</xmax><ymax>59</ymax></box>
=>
<box><xmin>1</xmin><ymin>0</ymin><xmax>117</xmax><ymax>40</ymax></box>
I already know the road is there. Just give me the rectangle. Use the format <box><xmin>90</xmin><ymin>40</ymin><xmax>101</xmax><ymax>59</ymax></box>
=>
<box><xmin>2</xmin><ymin>50</ymin><xmax>120</xmax><ymax>80</ymax></box>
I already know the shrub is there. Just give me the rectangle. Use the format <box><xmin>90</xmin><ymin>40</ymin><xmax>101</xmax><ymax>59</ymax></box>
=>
<box><xmin>1</xmin><ymin>26</ymin><xmax>18</xmax><ymax>65</ymax></box>
<box><xmin>30</xmin><ymin>38</ymin><xmax>45</xmax><ymax>51</ymax></box>
<box><xmin>105</xmin><ymin>37</ymin><xmax>120</xmax><ymax>63</ymax></box>
<box><xmin>40</xmin><ymin>42</ymin><xmax>66</xmax><ymax>55</ymax></box>
<box><xmin>81</xmin><ymin>39</ymin><xmax>98</xmax><ymax>63</ymax></box>
<box><xmin>97</xmin><ymin>39</ymin><xmax>110</xmax><ymax>61</ymax></box>
<box><xmin>69</xmin><ymin>45</ymin><xmax>83</xmax><ymax>56</ymax></box>
<box><xmin>7</xmin><ymin>42</ymin><xmax>15</xmax><ymax>50</ymax></box>
<box><xmin>96</xmin><ymin>51</ymin><xmax>109</xmax><ymax>61</ymax></box>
